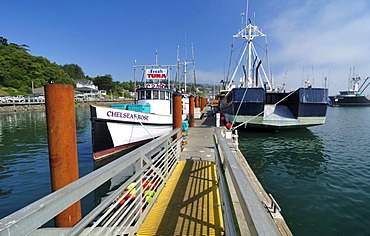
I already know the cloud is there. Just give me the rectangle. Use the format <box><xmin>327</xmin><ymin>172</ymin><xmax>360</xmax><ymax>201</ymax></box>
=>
<box><xmin>193</xmin><ymin>70</ymin><xmax>224</xmax><ymax>86</ymax></box>
<box><xmin>264</xmin><ymin>0</ymin><xmax>370</xmax><ymax>94</ymax></box>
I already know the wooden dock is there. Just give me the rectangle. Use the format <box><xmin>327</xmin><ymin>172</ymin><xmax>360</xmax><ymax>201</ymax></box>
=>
<box><xmin>138</xmin><ymin>117</ymin><xmax>224</xmax><ymax>235</ymax></box>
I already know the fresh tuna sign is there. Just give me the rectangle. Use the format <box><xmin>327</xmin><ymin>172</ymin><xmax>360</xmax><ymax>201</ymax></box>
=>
<box><xmin>145</xmin><ymin>68</ymin><xmax>167</xmax><ymax>80</ymax></box>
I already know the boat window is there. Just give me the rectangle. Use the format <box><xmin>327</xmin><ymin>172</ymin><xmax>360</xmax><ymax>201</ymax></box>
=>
<box><xmin>160</xmin><ymin>91</ymin><xmax>165</xmax><ymax>100</ymax></box>
<box><xmin>139</xmin><ymin>91</ymin><xmax>145</xmax><ymax>99</ymax></box>
<box><xmin>165</xmin><ymin>91</ymin><xmax>169</xmax><ymax>100</ymax></box>
<box><xmin>153</xmin><ymin>90</ymin><xmax>159</xmax><ymax>99</ymax></box>
<box><xmin>146</xmin><ymin>90</ymin><xmax>152</xmax><ymax>99</ymax></box>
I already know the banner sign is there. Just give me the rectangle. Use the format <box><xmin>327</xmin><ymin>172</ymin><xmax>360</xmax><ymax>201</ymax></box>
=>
<box><xmin>145</xmin><ymin>68</ymin><xmax>167</xmax><ymax>80</ymax></box>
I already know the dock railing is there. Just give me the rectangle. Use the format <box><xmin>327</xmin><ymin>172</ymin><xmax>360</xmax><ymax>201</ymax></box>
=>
<box><xmin>0</xmin><ymin>128</ymin><xmax>181</xmax><ymax>236</ymax></box>
<box><xmin>214</xmin><ymin>131</ymin><xmax>281</xmax><ymax>236</ymax></box>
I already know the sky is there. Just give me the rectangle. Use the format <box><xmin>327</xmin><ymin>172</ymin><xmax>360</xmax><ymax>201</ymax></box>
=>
<box><xmin>2</xmin><ymin>0</ymin><xmax>370</xmax><ymax>95</ymax></box>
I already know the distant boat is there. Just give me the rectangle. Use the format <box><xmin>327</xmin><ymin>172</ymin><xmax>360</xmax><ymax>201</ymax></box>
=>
<box><xmin>219</xmin><ymin>6</ymin><xmax>328</xmax><ymax>130</ymax></box>
<box><xmin>329</xmin><ymin>71</ymin><xmax>370</xmax><ymax>106</ymax></box>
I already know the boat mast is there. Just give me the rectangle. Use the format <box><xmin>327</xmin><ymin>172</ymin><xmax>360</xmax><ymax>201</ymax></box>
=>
<box><xmin>226</xmin><ymin>0</ymin><xmax>270</xmax><ymax>90</ymax></box>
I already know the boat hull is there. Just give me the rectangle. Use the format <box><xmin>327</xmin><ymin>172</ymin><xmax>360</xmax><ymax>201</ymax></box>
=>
<box><xmin>91</xmin><ymin>105</ymin><xmax>172</xmax><ymax>161</ymax></box>
<box><xmin>220</xmin><ymin>87</ymin><xmax>328</xmax><ymax>129</ymax></box>
<box><xmin>328</xmin><ymin>95</ymin><xmax>370</xmax><ymax>106</ymax></box>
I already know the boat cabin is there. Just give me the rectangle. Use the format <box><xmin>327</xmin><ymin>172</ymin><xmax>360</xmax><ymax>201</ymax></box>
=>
<box><xmin>137</xmin><ymin>86</ymin><xmax>172</xmax><ymax>115</ymax></box>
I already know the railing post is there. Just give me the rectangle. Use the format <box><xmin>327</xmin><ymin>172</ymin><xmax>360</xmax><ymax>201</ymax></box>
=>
<box><xmin>45</xmin><ymin>84</ymin><xmax>81</xmax><ymax>227</ymax></box>
<box><xmin>189</xmin><ymin>95</ymin><xmax>195</xmax><ymax>127</ymax></box>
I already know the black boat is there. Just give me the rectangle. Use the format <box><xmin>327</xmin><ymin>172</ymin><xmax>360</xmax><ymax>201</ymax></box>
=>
<box><xmin>219</xmin><ymin>8</ymin><xmax>328</xmax><ymax>130</ymax></box>
<box><xmin>329</xmin><ymin>74</ymin><xmax>370</xmax><ymax>106</ymax></box>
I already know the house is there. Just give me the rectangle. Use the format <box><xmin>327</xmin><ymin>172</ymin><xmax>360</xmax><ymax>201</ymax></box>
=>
<box><xmin>75</xmin><ymin>79</ymin><xmax>100</xmax><ymax>99</ymax></box>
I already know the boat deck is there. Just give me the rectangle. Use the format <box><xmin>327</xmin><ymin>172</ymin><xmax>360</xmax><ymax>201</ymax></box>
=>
<box><xmin>137</xmin><ymin>117</ymin><xmax>224</xmax><ymax>235</ymax></box>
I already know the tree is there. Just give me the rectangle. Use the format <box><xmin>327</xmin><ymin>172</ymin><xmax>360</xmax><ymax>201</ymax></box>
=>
<box><xmin>92</xmin><ymin>74</ymin><xmax>114</xmax><ymax>92</ymax></box>
<box><xmin>61</xmin><ymin>64</ymin><xmax>85</xmax><ymax>80</ymax></box>
<box><xmin>0</xmin><ymin>37</ymin><xmax>8</xmax><ymax>46</ymax></box>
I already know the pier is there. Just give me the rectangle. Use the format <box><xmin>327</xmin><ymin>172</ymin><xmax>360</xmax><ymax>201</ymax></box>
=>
<box><xmin>0</xmin><ymin>112</ymin><xmax>292</xmax><ymax>236</ymax></box>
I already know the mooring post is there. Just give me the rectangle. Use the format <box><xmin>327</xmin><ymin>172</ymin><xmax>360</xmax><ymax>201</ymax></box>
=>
<box><xmin>173</xmin><ymin>92</ymin><xmax>183</xmax><ymax>137</ymax></box>
<box><xmin>195</xmin><ymin>96</ymin><xmax>199</xmax><ymax>108</ymax></box>
<box><xmin>201</xmin><ymin>97</ymin><xmax>207</xmax><ymax>112</ymax></box>
<box><xmin>189</xmin><ymin>95</ymin><xmax>195</xmax><ymax>127</ymax></box>
<box><xmin>45</xmin><ymin>84</ymin><xmax>81</xmax><ymax>227</ymax></box>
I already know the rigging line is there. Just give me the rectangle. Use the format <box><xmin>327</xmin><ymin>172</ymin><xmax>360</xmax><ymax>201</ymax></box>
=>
<box><xmin>226</xmin><ymin>38</ymin><xmax>235</xmax><ymax>84</ymax></box>
<box><xmin>136</xmin><ymin>117</ymin><xmax>155</xmax><ymax>140</ymax></box>
<box><xmin>231</xmin><ymin>88</ymin><xmax>300</xmax><ymax>131</ymax></box>
<box><xmin>230</xmin><ymin>87</ymin><xmax>249</xmax><ymax>129</ymax></box>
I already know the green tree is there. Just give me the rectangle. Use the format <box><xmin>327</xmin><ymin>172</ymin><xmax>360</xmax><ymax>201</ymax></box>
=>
<box><xmin>92</xmin><ymin>74</ymin><xmax>115</xmax><ymax>92</ymax></box>
<box><xmin>61</xmin><ymin>64</ymin><xmax>85</xmax><ymax>80</ymax></box>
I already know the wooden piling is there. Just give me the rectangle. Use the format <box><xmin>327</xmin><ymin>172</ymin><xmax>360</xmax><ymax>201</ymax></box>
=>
<box><xmin>189</xmin><ymin>95</ymin><xmax>194</xmax><ymax>127</ymax></box>
<box><xmin>195</xmin><ymin>96</ymin><xmax>199</xmax><ymax>108</ymax></box>
<box><xmin>45</xmin><ymin>84</ymin><xmax>81</xmax><ymax>227</ymax></box>
<box><xmin>173</xmin><ymin>92</ymin><xmax>183</xmax><ymax>135</ymax></box>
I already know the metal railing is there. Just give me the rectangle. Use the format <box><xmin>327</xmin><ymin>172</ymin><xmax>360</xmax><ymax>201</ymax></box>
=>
<box><xmin>0</xmin><ymin>128</ymin><xmax>181</xmax><ymax>236</ymax></box>
<box><xmin>215</xmin><ymin>130</ymin><xmax>281</xmax><ymax>236</ymax></box>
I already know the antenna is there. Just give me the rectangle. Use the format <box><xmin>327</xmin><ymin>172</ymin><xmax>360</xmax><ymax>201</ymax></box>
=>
<box><xmin>155</xmin><ymin>49</ymin><xmax>158</xmax><ymax>66</ymax></box>
<box><xmin>245</xmin><ymin>0</ymin><xmax>249</xmax><ymax>25</ymax></box>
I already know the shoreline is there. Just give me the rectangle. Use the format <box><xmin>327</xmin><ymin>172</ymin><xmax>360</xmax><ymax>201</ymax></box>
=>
<box><xmin>0</xmin><ymin>101</ymin><xmax>129</xmax><ymax>114</ymax></box>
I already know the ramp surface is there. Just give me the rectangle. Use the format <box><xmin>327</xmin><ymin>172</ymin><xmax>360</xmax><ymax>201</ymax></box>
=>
<box><xmin>137</xmin><ymin>160</ymin><xmax>223</xmax><ymax>235</ymax></box>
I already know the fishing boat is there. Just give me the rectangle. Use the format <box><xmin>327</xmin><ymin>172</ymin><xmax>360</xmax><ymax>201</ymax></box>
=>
<box><xmin>329</xmin><ymin>70</ymin><xmax>370</xmax><ymax>106</ymax></box>
<box><xmin>91</xmin><ymin>65</ymin><xmax>173</xmax><ymax>161</ymax></box>
<box><xmin>219</xmin><ymin>6</ymin><xmax>328</xmax><ymax>130</ymax></box>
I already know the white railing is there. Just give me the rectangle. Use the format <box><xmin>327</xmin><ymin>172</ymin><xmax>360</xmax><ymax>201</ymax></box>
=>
<box><xmin>0</xmin><ymin>128</ymin><xmax>181</xmax><ymax>236</ymax></box>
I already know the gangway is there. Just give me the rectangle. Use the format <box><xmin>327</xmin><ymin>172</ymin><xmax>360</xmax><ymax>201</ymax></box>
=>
<box><xmin>0</xmin><ymin>117</ymin><xmax>292</xmax><ymax>236</ymax></box>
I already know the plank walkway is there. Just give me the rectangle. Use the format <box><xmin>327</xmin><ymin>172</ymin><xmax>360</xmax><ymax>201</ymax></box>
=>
<box><xmin>137</xmin><ymin>116</ymin><xmax>224</xmax><ymax>235</ymax></box>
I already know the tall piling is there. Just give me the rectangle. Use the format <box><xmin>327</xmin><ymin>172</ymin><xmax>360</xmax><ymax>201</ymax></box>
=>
<box><xmin>173</xmin><ymin>92</ymin><xmax>183</xmax><ymax>135</ymax></box>
<box><xmin>195</xmin><ymin>96</ymin><xmax>199</xmax><ymax>108</ymax></box>
<box><xmin>201</xmin><ymin>97</ymin><xmax>207</xmax><ymax>112</ymax></box>
<box><xmin>189</xmin><ymin>95</ymin><xmax>195</xmax><ymax>127</ymax></box>
<box><xmin>45</xmin><ymin>84</ymin><xmax>81</xmax><ymax>227</ymax></box>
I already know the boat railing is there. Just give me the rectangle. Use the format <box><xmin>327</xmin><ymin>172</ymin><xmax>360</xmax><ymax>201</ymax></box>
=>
<box><xmin>0</xmin><ymin>128</ymin><xmax>182</xmax><ymax>236</ymax></box>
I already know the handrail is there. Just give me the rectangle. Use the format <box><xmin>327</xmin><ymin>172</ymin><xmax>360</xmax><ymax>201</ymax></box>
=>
<box><xmin>215</xmin><ymin>131</ymin><xmax>281</xmax><ymax>236</ymax></box>
<box><xmin>0</xmin><ymin>128</ymin><xmax>181</xmax><ymax>236</ymax></box>
<box><xmin>213</xmin><ymin>133</ymin><xmax>238</xmax><ymax>236</ymax></box>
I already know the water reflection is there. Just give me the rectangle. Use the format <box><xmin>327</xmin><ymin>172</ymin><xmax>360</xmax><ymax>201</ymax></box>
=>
<box><xmin>0</xmin><ymin>107</ymin><xmax>95</xmax><ymax>219</ymax></box>
<box><xmin>238</xmin><ymin>128</ymin><xmax>328</xmax><ymax>181</ymax></box>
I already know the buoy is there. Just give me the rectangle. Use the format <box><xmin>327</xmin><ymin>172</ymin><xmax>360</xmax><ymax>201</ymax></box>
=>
<box><xmin>226</xmin><ymin>122</ymin><xmax>232</xmax><ymax>130</ymax></box>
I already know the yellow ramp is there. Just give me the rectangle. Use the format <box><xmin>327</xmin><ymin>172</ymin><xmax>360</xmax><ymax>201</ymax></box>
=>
<box><xmin>137</xmin><ymin>160</ymin><xmax>224</xmax><ymax>236</ymax></box>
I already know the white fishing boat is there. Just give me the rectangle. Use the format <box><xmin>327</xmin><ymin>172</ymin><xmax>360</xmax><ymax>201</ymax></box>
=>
<box><xmin>91</xmin><ymin>66</ymin><xmax>173</xmax><ymax>161</ymax></box>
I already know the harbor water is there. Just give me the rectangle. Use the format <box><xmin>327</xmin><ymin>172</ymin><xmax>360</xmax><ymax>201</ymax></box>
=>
<box><xmin>239</xmin><ymin>106</ymin><xmax>370</xmax><ymax>236</ymax></box>
<box><xmin>1</xmin><ymin>105</ymin><xmax>370</xmax><ymax>235</ymax></box>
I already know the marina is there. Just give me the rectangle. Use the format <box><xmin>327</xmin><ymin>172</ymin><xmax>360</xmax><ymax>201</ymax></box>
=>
<box><xmin>1</xmin><ymin>104</ymin><xmax>370</xmax><ymax>235</ymax></box>
<box><xmin>0</xmin><ymin>93</ymin><xmax>291</xmax><ymax>235</ymax></box>
<box><xmin>1</xmin><ymin>1</ymin><xmax>370</xmax><ymax>235</ymax></box>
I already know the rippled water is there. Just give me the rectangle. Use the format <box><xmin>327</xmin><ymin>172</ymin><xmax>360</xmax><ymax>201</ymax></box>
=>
<box><xmin>239</xmin><ymin>107</ymin><xmax>370</xmax><ymax>236</ymax></box>
<box><xmin>0</xmin><ymin>106</ymin><xmax>94</xmax><ymax>219</ymax></box>
<box><xmin>1</xmin><ymin>106</ymin><xmax>370</xmax><ymax>235</ymax></box>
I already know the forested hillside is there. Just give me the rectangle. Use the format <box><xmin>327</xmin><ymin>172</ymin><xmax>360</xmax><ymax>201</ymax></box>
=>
<box><xmin>0</xmin><ymin>36</ymin><xmax>135</xmax><ymax>97</ymax></box>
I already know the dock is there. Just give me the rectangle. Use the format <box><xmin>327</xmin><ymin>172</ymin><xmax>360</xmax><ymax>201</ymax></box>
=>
<box><xmin>0</xmin><ymin>113</ymin><xmax>292</xmax><ymax>236</ymax></box>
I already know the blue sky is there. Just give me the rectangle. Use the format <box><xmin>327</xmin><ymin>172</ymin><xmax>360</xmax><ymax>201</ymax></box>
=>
<box><xmin>2</xmin><ymin>0</ymin><xmax>370</xmax><ymax>95</ymax></box>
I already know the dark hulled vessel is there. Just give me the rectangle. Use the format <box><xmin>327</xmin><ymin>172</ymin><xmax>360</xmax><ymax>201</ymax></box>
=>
<box><xmin>219</xmin><ymin>10</ymin><xmax>328</xmax><ymax>130</ymax></box>
<box><xmin>329</xmin><ymin>74</ymin><xmax>370</xmax><ymax>106</ymax></box>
